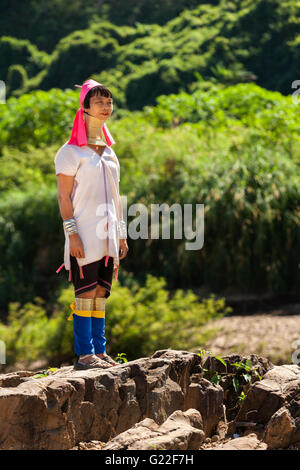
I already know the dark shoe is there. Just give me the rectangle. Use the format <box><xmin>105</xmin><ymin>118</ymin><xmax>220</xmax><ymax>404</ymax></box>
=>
<box><xmin>96</xmin><ymin>353</ymin><xmax>119</xmax><ymax>366</ymax></box>
<box><xmin>74</xmin><ymin>355</ymin><xmax>111</xmax><ymax>370</ymax></box>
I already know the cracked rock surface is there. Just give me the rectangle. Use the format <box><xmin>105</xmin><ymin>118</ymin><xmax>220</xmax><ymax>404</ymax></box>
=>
<box><xmin>0</xmin><ymin>349</ymin><xmax>221</xmax><ymax>450</ymax></box>
<box><xmin>1</xmin><ymin>349</ymin><xmax>300</xmax><ymax>450</ymax></box>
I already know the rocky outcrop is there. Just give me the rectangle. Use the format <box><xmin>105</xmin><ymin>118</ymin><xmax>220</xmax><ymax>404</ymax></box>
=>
<box><xmin>0</xmin><ymin>349</ymin><xmax>222</xmax><ymax>450</ymax></box>
<box><xmin>1</xmin><ymin>350</ymin><xmax>300</xmax><ymax>450</ymax></box>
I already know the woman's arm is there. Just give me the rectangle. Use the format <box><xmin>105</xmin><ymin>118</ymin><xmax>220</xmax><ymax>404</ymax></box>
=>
<box><xmin>57</xmin><ymin>174</ymin><xmax>85</xmax><ymax>258</ymax></box>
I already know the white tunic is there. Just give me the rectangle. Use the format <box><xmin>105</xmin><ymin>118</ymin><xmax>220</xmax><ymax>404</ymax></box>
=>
<box><xmin>54</xmin><ymin>142</ymin><xmax>122</xmax><ymax>272</ymax></box>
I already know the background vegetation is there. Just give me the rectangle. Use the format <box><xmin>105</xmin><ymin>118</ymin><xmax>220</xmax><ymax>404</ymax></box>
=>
<box><xmin>2</xmin><ymin>0</ymin><xmax>300</xmax><ymax>106</ymax></box>
<box><xmin>0</xmin><ymin>0</ymin><xmax>299</xmax><ymax>368</ymax></box>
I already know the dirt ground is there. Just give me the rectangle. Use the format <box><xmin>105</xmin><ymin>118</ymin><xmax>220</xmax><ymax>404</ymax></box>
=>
<box><xmin>200</xmin><ymin>304</ymin><xmax>300</xmax><ymax>365</ymax></box>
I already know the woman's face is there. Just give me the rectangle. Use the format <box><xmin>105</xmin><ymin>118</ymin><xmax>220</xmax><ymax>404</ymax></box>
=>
<box><xmin>85</xmin><ymin>92</ymin><xmax>113</xmax><ymax>120</ymax></box>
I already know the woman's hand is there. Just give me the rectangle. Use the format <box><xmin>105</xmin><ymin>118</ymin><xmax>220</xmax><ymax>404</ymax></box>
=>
<box><xmin>119</xmin><ymin>238</ymin><xmax>129</xmax><ymax>260</ymax></box>
<box><xmin>69</xmin><ymin>233</ymin><xmax>85</xmax><ymax>258</ymax></box>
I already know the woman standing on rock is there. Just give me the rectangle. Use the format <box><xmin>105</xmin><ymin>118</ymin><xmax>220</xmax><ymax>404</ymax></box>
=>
<box><xmin>54</xmin><ymin>79</ymin><xmax>128</xmax><ymax>370</ymax></box>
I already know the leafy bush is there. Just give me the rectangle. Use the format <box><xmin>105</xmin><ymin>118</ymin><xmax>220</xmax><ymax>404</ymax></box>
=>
<box><xmin>0</xmin><ymin>187</ymin><xmax>62</xmax><ymax>309</ymax></box>
<box><xmin>107</xmin><ymin>274</ymin><xmax>231</xmax><ymax>359</ymax></box>
<box><xmin>0</xmin><ymin>293</ymin><xmax>73</xmax><ymax>366</ymax></box>
<box><xmin>0</xmin><ymin>275</ymin><xmax>230</xmax><ymax>367</ymax></box>
<box><xmin>6</xmin><ymin>65</ymin><xmax>28</xmax><ymax>94</ymax></box>
<box><xmin>143</xmin><ymin>82</ymin><xmax>300</xmax><ymax>142</ymax></box>
<box><xmin>0</xmin><ymin>36</ymin><xmax>49</xmax><ymax>84</ymax></box>
<box><xmin>0</xmin><ymin>145</ymin><xmax>57</xmax><ymax>192</ymax></box>
<box><xmin>1</xmin><ymin>83</ymin><xmax>299</xmax><ymax>156</ymax></box>
<box><xmin>39</xmin><ymin>31</ymin><xmax>120</xmax><ymax>90</ymax></box>
<box><xmin>0</xmin><ymin>0</ymin><xmax>202</xmax><ymax>52</ymax></box>
<box><xmin>0</xmin><ymin>88</ymin><xmax>79</xmax><ymax>152</ymax></box>
<box><xmin>4</xmin><ymin>1</ymin><xmax>300</xmax><ymax>106</ymax></box>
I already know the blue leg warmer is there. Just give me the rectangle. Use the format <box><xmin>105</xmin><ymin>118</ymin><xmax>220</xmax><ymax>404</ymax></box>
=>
<box><xmin>92</xmin><ymin>297</ymin><xmax>107</xmax><ymax>354</ymax></box>
<box><xmin>73</xmin><ymin>313</ymin><xmax>95</xmax><ymax>356</ymax></box>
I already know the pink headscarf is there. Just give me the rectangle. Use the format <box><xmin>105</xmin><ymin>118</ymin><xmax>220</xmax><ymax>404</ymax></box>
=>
<box><xmin>68</xmin><ymin>78</ymin><xmax>115</xmax><ymax>147</ymax></box>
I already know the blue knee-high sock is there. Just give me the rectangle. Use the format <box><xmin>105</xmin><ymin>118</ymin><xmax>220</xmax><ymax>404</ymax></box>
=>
<box><xmin>73</xmin><ymin>314</ymin><xmax>95</xmax><ymax>356</ymax></box>
<box><xmin>91</xmin><ymin>316</ymin><xmax>106</xmax><ymax>354</ymax></box>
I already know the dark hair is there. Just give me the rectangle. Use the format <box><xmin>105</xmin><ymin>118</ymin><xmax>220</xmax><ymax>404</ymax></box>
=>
<box><xmin>83</xmin><ymin>85</ymin><xmax>113</xmax><ymax>109</ymax></box>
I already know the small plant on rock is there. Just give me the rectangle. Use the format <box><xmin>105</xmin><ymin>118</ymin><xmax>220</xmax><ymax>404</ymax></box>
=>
<box><xmin>32</xmin><ymin>367</ymin><xmax>58</xmax><ymax>379</ymax></box>
<box><xmin>197</xmin><ymin>348</ymin><xmax>262</xmax><ymax>403</ymax></box>
<box><xmin>114</xmin><ymin>352</ymin><xmax>128</xmax><ymax>364</ymax></box>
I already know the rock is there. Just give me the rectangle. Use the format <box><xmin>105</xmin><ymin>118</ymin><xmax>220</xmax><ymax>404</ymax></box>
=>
<box><xmin>216</xmin><ymin>420</ymin><xmax>228</xmax><ymax>440</ymax></box>
<box><xmin>235</xmin><ymin>364</ymin><xmax>300</xmax><ymax>448</ymax></box>
<box><xmin>264</xmin><ymin>407</ymin><xmax>295</xmax><ymax>449</ymax></box>
<box><xmin>77</xmin><ymin>441</ymin><xmax>105</xmax><ymax>450</ymax></box>
<box><xmin>0</xmin><ymin>349</ymin><xmax>207</xmax><ymax>450</ymax></box>
<box><xmin>0</xmin><ymin>371</ymin><xmax>36</xmax><ymax>388</ymax></box>
<box><xmin>185</xmin><ymin>377</ymin><xmax>224</xmax><ymax>436</ymax></box>
<box><xmin>212</xmin><ymin>433</ymin><xmax>267</xmax><ymax>450</ymax></box>
<box><xmin>102</xmin><ymin>408</ymin><xmax>205</xmax><ymax>450</ymax></box>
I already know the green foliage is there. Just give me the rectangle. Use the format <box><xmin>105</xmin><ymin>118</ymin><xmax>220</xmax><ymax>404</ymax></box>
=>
<box><xmin>114</xmin><ymin>353</ymin><xmax>128</xmax><ymax>364</ymax></box>
<box><xmin>0</xmin><ymin>186</ymin><xmax>62</xmax><ymax>309</ymax></box>
<box><xmin>0</xmin><ymin>0</ymin><xmax>99</xmax><ymax>53</ymax></box>
<box><xmin>32</xmin><ymin>368</ymin><xmax>58</xmax><ymax>379</ymax></box>
<box><xmin>198</xmin><ymin>348</ymin><xmax>262</xmax><ymax>407</ymax></box>
<box><xmin>0</xmin><ymin>145</ymin><xmax>57</xmax><ymax>192</ymax></box>
<box><xmin>144</xmin><ymin>82</ymin><xmax>300</xmax><ymax>146</ymax></box>
<box><xmin>0</xmin><ymin>276</ymin><xmax>228</xmax><ymax>367</ymax></box>
<box><xmin>1</xmin><ymin>82</ymin><xmax>299</xmax><ymax>155</ymax></box>
<box><xmin>0</xmin><ymin>36</ymin><xmax>49</xmax><ymax>85</ymax></box>
<box><xmin>0</xmin><ymin>294</ymin><xmax>74</xmax><ymax>365</ymax></box>
<box><xmin>6</xmin><ymin>65</ymin><xmax>28</xmax><ymax>94</ymax></box>
<box><xmin>237</xmin><ymin>391</ymin><xmax>246</xmax><ymax>405</ymax></box>
<box><xmin>106</xmin><ymin>275</ymin><xmax>230</xmax><ymax>360</ymax></box>
<box><xmin>0</xmin><ymin>89</ymin><xmax>78</xmax><ymax>152</ymax></box>
<box><xmin>39</xmin><ymin>30</ymin><xmax>120</xmax><ymax>90</ymax></box>
<box><xmin>3</xmin><ymin>1</ymin><xmax>300</xmax><ymax>105</ymax></box>
<box><xmin>0</xmin><ymin>0</ymin><xmax>202</xmax><ymax>52</ymax></box>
